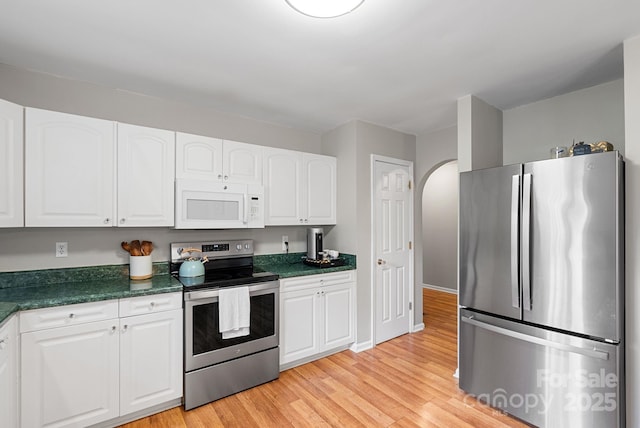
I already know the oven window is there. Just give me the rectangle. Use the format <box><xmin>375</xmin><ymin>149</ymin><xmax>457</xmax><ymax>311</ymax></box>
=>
<box><xmin>192</xmin><ymin>293</ymin><xmax>275</xmax><ymax>355</ymax></box>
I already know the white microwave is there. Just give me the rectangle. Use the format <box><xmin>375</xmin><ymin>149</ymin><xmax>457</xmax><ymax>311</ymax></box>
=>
<box><xmin>175</xmin><ymin>179</ymin><xmax>264</xmax><ymax>229</ymax></box>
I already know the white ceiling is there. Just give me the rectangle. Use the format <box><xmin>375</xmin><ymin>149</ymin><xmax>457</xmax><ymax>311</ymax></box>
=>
<box><xmin>1</xmin><ymin>0</ymin><xmax>639</xmax><ymax>136</ymax></box>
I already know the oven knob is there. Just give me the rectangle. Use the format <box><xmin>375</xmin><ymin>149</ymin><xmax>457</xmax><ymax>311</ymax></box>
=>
<box><xmin>236</xmin><ymin>244</ymin><xmax>242</xmax><ymax>251</ymax></box>
<box><xmin>245</xmin><ymin>244</ymin><xmax>250</xmax><ymax>250</ymax></box>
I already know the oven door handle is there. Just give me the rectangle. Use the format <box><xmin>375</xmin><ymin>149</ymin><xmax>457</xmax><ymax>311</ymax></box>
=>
<box><xmin>184</xmin><ymin>280</ymin><xmax>279</xmax><ymax>301</ymax></box>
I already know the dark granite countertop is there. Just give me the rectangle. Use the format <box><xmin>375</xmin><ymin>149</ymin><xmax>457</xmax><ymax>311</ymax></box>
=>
<box><xmin>0</xmin><ymin>253</ymin><xmax>356</xmax><ymax>325</ymax></box>
<box><xmin>0</xmin><ymin>263</ymin><xmax>182</xmax><ymax>324</ymax></box>
<box><xmin>254</xmin><ymin>252</ymin><xmax>356</xmax><ymax>278</ymax></box>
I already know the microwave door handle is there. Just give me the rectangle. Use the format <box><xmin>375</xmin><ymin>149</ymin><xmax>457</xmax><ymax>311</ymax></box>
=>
<box><xmin>243</xmin><ymin>193</ymin><xmax>249</xmax><ymax>224</ymax></box>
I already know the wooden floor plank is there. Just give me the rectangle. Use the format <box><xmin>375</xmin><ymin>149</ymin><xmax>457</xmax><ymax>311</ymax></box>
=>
<box><xmin>119</xmin><ymin>288</ymin><xmax>528</xmax><ymax>427</ymax></box>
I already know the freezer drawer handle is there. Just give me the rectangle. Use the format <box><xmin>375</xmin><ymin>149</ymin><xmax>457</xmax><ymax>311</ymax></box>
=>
<box><xmin>461</xmin><ymin>315</ymin><xmax>610</xmax><ymax>361</ymax></box>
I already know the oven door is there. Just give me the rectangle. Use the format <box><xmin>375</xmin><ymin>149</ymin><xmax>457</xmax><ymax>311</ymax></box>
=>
<box><xmin>175</xmin><ymin>179</ymin><xmax>249</xmax><ymax>229</ymax></box>
<box><xmin>184</xmin><ymin>280</ymin><xmax>279</xmax><ymax>372</ymax></box>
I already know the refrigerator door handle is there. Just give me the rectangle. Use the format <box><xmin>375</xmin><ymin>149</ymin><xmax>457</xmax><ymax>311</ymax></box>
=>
<box><xmin>510</xmin><ymin>175</ymin><xmax>520</xmax><ymax>309</ymax></box>
<box><xmin>521</xmin><ymin>173</ymin><xmax>532</xmax><ymax>311</ymax></box>
<box><xmin>461</xmin><ymin>315</ymin><xmax>610</xmax><ymax>360</ymax></box>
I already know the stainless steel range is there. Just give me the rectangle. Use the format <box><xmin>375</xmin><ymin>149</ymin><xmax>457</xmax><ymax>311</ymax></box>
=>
<box><xmin>170</xmin><ymin>239</ymin><xmax>280</xmax><ymax>410</ymax></box>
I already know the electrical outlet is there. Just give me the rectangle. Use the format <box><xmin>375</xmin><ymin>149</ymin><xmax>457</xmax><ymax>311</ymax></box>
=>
<box><xmin>282</xmin><ymin>235</ymin><xmax>288</xmax><ymax>251</ymax></box>
<box><xmin>56</xmin><ymin>242</ymin><xmax>68</xmax><ymax>257</ymax></box>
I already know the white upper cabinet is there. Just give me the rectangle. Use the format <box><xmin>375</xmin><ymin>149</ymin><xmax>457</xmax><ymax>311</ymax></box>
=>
<box><xmin>263</xmin><ymin>148</ymin><xmax>302</xmax><ymax>225</ymax></box>
<box><xmin>25</xmin><ymin>108</ymin><xmax>116</xmax><ymax>227</ymax></box>
<box><xmin>263</xmin><ymin>148</ymin><xmax>336</xmax><ymax>225</ymax></box>
<box><xmin>303</xmin><ymin>153</ymin><xmax>337</xmax><ymax>225</ymax></box>
<box><xmin>176</xmin><ymin>133</ymin><xmax>262</xmax><ymax>184</ymax></box>
<box><xmin>175</xmin><ymin>132</ymin><xmax>223</xmax><ymax>180</ymax></box>
<box><xmin>223</xmin><ymin>140</ymin><xmax>263</xmax><ymax>184</ymax></box>
<box><xmin>0</xmin><ymin>99</ymin><xmax>23</xmax><ymax>228</ymax></box>
<box><xmin>117</xmin><ymin>123</ymin><xmax>175</xmax><ymax>227</ymax></box>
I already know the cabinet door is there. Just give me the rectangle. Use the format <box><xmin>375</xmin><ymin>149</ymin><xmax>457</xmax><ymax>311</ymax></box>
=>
<box><xmin>119</xmin><ymin>309</ymin><xmax>182</xmax><ymax>416</ymax></box>
<box><xmin>25</xmin><ymin>108</ymin><xmax>115</xmax><ymax>227</ymax></box>
<box><xmin>223</xmin><ymin>140</ymin><xmax>263</xmax><ymax>184</ymax></box>
<box><xmin>321</xmin><ymin>283</ymin><xmax>355</xmax><ymax>350</ymax></box>
<box><xmin>21</xmin><ymin>319</ymin><xmax>119</xmax><ymax>428</ymax></box>
<box><xmin>280</xmin><ymin>288</ymin><xmax>319</xmax><ymax>364</ymax></box>
<box><xmin>0</xmin><ymin>99</ymin><xmax>23</xmax><ymax>228</ymax></box>
<box><xmin>176</xmin><ymin>132</ymin><xmax>223</xmax><ymax>180</ymax></box>
<box><xmin>263</xmin><ymin>148</ymin><xmax>302</xmax><ymax>225</ymax></box>
<box><xmin>0</xmin><ymin>316</ymin><xmax>17</xmax><ymax>428</ymax></box>
<box><xmin>304</xmin><ymin>154</ymin><xmax>337</xmax><ymax>225</ymax></box>
<box><xmin>117</xmin><ymin>123</ymin><xmax>175</xmax><ymax>226</ymax></box>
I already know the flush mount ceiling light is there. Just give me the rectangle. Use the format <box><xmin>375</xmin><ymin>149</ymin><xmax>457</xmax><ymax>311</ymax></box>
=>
<box><xmin>285</xmin><ymin>0</ymin><xmax>365</xmax><ymax>18</ymax></box>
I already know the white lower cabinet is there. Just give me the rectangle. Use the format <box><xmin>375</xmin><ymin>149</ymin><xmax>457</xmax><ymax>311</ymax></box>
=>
<box><xmin>0</xmin><ymin>315</ymin><xmax>18</xmax><ymax>428</ymax></box>
<box><xmin>20</xmin><ymin>293</ymin><xmax>182</xmax><ymax>428</ymax></box>
<box><xmin>280</xmin><ymin>271</ymin><xmax>356</xmax><ymax>367</ymax></box>
<box><xmin>21</xmin><ymin>319</ymin><xmax>120</xmax><ymax>428</ymax></box>
<box><xmin>119</xmin><ymin>308</ymin><xmax>182</xmax><ymax>416</ymax></box>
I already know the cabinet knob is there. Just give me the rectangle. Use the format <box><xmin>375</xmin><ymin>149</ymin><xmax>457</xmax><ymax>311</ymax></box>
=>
<box><xmin>304</xmin><ymin>219</ymin><xmax>308</xmax><ymax>223</ymax></box>
<box><xmin>299</xmin><ymin>219</ymin><xmax>304</xmax><ymax>223</ymax></box>
<box><xmin>377</xmin><ymin>258</ymin><xmax>386</xmax><ymax>265</ymax></box>
<box><xmin>0</xmin><ymin>340</ymin><xmax>6</xmax><ymax>350</ymax></box>
<box><xmin>224</xmin><ymin>175</ymin><xmax>228</xmax><ymax>180</ymax></box>
<box><xmin>122</xmin><ymin>324</ymin><xmax>128</xmax><ymax>332</ymax></box>
<box><xmin>111</xmin><ymin>326</ymin><xmax>117</xmax><ymax>333</ymax></box>
<box><xmin>68</xmin><ymin>313</ymin><xmax>75</xmax><ymax>319</ymax></box>
<box><xmin>120</xmin><ymin>218</ymin><xmax>126</xmax><ymax>224</ymax></box>
<box><xmin>218</xmin><ymin>174</ymin><xmax>223</xmax><ymax>179</ymax></box>
<box><xmin>149</xmin><ymin>302</ymin><xmax>155</xmax><ymax>309</ymax></box>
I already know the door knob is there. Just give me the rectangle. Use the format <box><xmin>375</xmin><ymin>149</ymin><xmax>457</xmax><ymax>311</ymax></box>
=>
<box><xmin>377</xmin><ymin>259</ymin><xmax>386</xmax><ymax>265</ymax></box>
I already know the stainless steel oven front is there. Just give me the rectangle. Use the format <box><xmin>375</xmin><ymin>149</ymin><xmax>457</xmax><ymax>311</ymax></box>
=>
<box><xmin>183</xmin><ymin>280</ymin><xmax>280</xmax><ymax>409</ymax></box>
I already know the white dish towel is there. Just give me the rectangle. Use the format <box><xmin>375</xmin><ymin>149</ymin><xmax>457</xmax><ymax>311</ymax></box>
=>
<box><xmin>218</xmin><ymin>286</ymin><xmax>250</xmax><ymax>339</ymax></box>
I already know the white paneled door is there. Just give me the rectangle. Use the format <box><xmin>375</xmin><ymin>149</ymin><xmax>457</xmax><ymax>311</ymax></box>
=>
<box><xmin>374</xmin><ymin>157</ymin><xmax>413</xmax><ymax>344</ymax></box>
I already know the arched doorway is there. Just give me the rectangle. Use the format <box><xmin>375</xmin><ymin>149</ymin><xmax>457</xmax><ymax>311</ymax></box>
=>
<box><xmin>422</xmin><ymin>160</ymin><xmax>458</xmax><ymax>293</ymax></box>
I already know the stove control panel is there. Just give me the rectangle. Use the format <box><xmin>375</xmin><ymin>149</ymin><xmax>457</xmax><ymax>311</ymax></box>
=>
<box><xmin>170</xmin><ymin>239</ymin><xmax>253</xmax><ymax>262</ymax></box>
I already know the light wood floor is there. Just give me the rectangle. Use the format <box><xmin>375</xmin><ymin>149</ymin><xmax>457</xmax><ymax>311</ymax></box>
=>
<box><xmin>120</xmin><ymin>288</ymin><xmax>527</xmax><ymax>427</ymax></box>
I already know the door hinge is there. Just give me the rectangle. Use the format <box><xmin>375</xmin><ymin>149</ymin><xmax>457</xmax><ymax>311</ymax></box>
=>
<box><xmin>409</xmin><ymin>241</ymin><xmax>412</xmax><ymax>250</ymax></box>
<box><xmin>409</xmin><ymin>302</ymin><xmax>412</xmax><ymax>310</ymax></box>
<box><xmin>408</xmin><ymin>180</ymin><xmax>412</xmax><ymax>190</ymax></box>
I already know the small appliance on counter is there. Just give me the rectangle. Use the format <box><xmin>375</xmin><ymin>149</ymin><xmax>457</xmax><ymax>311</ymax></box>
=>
<box><xmin>304</xmin><ymin>227</ymin><xmax>346</xmax><ymax>268</ymax></box>
<box><xmin>306</xmin><ymin>227</ymin><xmax>324</xmax><ymax>260</ymax></box>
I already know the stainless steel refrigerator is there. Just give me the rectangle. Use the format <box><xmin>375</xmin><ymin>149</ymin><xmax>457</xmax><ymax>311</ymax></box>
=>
<box><xmin>459</xmin><ymin>151</ymin><xmax>624</xmax><ymax>427</ymax></box>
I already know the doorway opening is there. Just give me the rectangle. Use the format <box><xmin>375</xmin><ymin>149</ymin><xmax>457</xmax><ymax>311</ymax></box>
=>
<box><xmin>421</xmin><ymin>160</ymin><xmax>458</xmax><ymax>293</ymax></box>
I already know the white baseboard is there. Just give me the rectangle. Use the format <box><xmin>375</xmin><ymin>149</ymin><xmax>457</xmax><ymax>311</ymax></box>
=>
<box><xmin>413</xmin><ymin>322</ymin><xmax>425</xmax><ymax>332</ymax></box>
<box><xmin>423</xmin><ymin>283</ymin><xmax>458</xmax><ymax>294</ymax></box>
<box><xmin>351</xmin><ymin>340</ymin><xmax>373</xmax><ymax>353</ymax></box>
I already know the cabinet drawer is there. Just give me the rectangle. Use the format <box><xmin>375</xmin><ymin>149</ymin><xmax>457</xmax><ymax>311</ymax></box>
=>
<box><xmin>119</xmin><ymin>292</ymin><xmax>182</xmax><ymax>317</ymax></box>
<box><xmin>20</xmin><ymin>299</ymin><xmax>119</xmax><ymax>333</ymax></box>
<box><xmin>280</xmin><ymin>270</ymin><xmax>356</xmax><ymax>292</ymax></box>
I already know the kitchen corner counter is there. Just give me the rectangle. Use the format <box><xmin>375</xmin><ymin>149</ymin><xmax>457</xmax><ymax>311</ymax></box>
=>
<box><xmin>254</xmin><ymin>253</ymin><xmax>356</xmax><ymax>278</ymax></box>
<box><xmin>0</xmin><ymin>263</ymin><xmax>182</xmax><ymax>323</ymax></box>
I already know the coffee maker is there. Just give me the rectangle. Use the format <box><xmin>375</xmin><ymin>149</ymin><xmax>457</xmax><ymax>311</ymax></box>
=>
<box><xmin>306</xmin><ymin>227</ymin><xmax>324</xmax><ymax>260</ymax></box>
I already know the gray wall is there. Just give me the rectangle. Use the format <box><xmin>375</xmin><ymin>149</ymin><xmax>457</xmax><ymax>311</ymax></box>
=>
<box><xmin>422</xmin><ymin>160</ymin><xmax>458</xmax><ymax>291</ymax></box>
<box><xmin>415</xmin><ymin>126</ymin><xmax>458</xmax><ymax>294</ymax></box>
<box><xmin>458</xmin><ymin>95</ymin><xmax>503</xmax><ymax>172</ymax></box>
<box><xmin>623</xmin><ymin>35</ymin><xmax>640</xmax><ymax>428</ymax></box>
<box><xmin>321</xmin><ymin>122</ymin><xmax>358</xmax><ymax>254</ymax></box>
<box><xmin>0</xmin><ymin>63</ymin><xmax>324</xmax><ymax>271</ymax></box>
<box><xmin>323</xmin><ymin>120</ymin><xmax>417</xmax><ymax>347</ymax></box>
<box><xmin>503</xmin><ymin>79</ymin><xmax>625</xmax><ymax>164</ymax></box>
